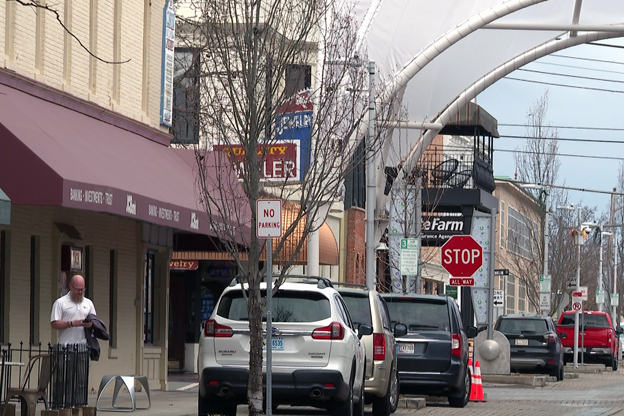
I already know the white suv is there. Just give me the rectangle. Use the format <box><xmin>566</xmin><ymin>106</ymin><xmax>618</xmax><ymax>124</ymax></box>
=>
<box><xmin>198</xmin><ymin>276</ymin><xmax>372</xmax><ymax>416</ymax></box>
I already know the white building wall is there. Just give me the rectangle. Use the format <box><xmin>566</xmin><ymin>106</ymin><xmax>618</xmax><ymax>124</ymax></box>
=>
<box><xmin>3</xmin><ymin>206</ymin><xmax>142</xmax><ymax>391</ymax></box>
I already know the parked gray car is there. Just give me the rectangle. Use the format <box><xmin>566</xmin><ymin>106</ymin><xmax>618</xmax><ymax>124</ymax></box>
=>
<box><xmin>381</xmin><ymin>293</ymin><xmax>476</xmax><ymax>408</ymax></box>
<box><xmin>334</xmin><ymin>283</ymin><xmax>407</xmax><ymax>416</ymax></box>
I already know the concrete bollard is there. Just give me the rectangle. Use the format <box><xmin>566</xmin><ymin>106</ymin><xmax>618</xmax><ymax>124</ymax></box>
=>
<box><xmin>0</xmin><ymin>403</ymin><xmax>15</xmax><ymax>416</ymax></box>
<box><xmin>81</xmin><ymin>407</ymin><xmax>97</xmax><ymax>416</ymax></box>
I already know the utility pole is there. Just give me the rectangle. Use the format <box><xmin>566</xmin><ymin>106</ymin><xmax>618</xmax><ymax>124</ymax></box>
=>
<box><xmin>574</xmin><ymin>206</ymin><xmax>581</xmax><ymax>368</ymax></box>
<box><xmin>365</xmin><ymin>60</ymin><xmax>376</xmax><ymax>290</ymax></box>
<box><xmin>610</xmin><ymin>190</ymin><xmax>617</xmax><ymax>325</ymax></box>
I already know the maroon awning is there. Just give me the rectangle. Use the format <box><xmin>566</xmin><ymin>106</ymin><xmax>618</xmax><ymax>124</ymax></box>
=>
<box><xmin>0</xmin><ymin>81</ymin><xmax>247</xmax><ymax>239</ymax></box>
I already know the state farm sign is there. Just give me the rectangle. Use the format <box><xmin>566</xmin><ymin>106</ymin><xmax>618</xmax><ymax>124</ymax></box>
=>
<box><xmin>214</xmin><ymin>143</ymin><xmax>299</xmax><ymax>181</ymax></box>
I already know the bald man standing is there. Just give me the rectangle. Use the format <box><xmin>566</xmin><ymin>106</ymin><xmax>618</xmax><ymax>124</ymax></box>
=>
<box><xmin>51</xmin><ymin>274</ymin><xmax>95</xmax><ymax>344</ymax></box>
<box><xmin>50</xmin><ymin>274</ymin><xmax>96</xmax><ymax>407</ymax></box>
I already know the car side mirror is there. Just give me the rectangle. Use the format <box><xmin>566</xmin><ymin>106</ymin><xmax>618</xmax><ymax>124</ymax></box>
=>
<box><xmin>617</xmin><ymin>326</ymin><xmax>624</xmax><ymax>335</ymax></box>
<box><xmin>358</xmin><ymin>323</ymin><xmax>373</xmax><ymax>339</ymax></box>
<box><xmin>465</xmin><ymin>326</ymin><xmax>478</xmax><ymax>338</ymax></box>
<box><xmin>394</xmin><ymin>323</ymin><xmax>407</xmax><ymax>338</ymax></box>
<box><xmin>558</xmin><ymin>332</ymin><xmax>567</xmax><ymax>339</ymax></box>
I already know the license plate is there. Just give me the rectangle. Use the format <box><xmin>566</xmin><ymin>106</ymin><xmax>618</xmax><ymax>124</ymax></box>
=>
<box><xmin>398</xmin><ymin>343</ymin><xmax>415</xmax><ymax>354</ymax></box>
<box><xmin>263</xmin><ymin>337</ymin><xmax>284</xmax><ymax>350</ymax></box>
<box><xmin>515</xmin><ymin>339</ymin><xmax>529</xmax><ymax>346</ymax></box>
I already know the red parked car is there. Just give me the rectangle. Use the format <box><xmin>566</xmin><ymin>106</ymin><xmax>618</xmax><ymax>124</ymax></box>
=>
<box><xmin>556</xmin><ymin>310</ymin><xmax>623</xmax><ymax>370</ymax></box>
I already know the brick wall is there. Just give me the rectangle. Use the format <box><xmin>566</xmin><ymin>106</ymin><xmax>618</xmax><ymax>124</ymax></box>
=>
<box><xmin>345</xmin><ymin>208</ymin><xmax>366</xmax><ymax>285</ymax></box>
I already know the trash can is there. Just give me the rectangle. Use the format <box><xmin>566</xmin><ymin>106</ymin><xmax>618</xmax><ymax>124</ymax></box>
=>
<box><xmin>48</xmin><ymin>344</ymin><xmax>90</xmax><ymax>409</ymax></box>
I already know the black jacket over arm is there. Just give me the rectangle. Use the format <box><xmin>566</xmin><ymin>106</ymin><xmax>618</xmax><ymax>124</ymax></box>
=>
<box><xmin>84</xmin><ymin>313</ymin><xmax>111</xmax><ymax>361</ymax></box>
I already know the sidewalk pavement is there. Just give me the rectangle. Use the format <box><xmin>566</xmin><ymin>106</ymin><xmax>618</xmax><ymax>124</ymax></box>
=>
<box><xmin>87</xmin><ymin>374</ymin><xmax>199</xmax><ymax>416</ymax></box>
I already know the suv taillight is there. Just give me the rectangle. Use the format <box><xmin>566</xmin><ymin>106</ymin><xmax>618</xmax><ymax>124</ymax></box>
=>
<box><xmin>312</xmin><ymin>322</ymin><xmax>344</xmax><ymax>340</ymax></box>
<box><xmin>373</xmin><ymin>333</ymin><xmax>385</xmax><ymax>360</ymax></box>
<box><xmin>544</xmin><ymin>333</ymin><xmax>557</xmax><ymax>344</ymax></box>
<box><xmin>451</xmin><ymin>333</ymin><xmax>461</xmax><ymax>358</ymax></box>
<box><xmin>204</xmin><ymin>319</ymin><xmax>233</xmax><ymax>337</ymax></box>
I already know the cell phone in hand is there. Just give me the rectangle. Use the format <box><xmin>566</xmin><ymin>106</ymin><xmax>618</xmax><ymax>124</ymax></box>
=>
<box><xmin>83</xmin><ymin>318</ymin><xmax>92</xmax><ymax>323</ymax></box>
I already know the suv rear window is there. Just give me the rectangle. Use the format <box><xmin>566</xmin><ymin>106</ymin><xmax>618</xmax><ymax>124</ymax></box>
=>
<box><xmin>216</xmin><ymin>290</ymin><xmax>331</xmax><ymax>322</ymax></box>
<box><xmin>560</xmin><ymin>313</ymin><xmax>610</xmax><ymax>327</ymax></box>
<box><xmin>498</xmin><ymin>318</ymin><xmax>548</xmax><ymax>334</ymax></box>
<box><xmin>339</xmin><ymin>293</ymin><xmax>372</xmax><ymax>328</ymax></box>
<box><xmin>385</xmin><ymin>298</ymin><xmax>450</xmax><ymax>331</ymax></box>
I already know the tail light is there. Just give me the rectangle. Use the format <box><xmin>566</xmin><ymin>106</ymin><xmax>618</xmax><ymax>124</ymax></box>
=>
<box><xmin>373</xmin><ymin>333</ymin><xmax>386</xmax><ymax>360</ymax></box>
<box><xmin>451</xmin><ymin>333</ymin><xmax>461</xmax><ymax>358</ymax></box>
<box><xmin>204</xmin><ymin>319</ymin><xmax>233</xmax><ymax>337</ymax></box>
<box><xmin>544</xmin><ymin>333</ymin><xmax>557</xmax><ymax>344</ymax></box>
<box><xmin>312</xmin><ymin>322</ymin><xmax>345</xmax><ymax>340</ymax></box>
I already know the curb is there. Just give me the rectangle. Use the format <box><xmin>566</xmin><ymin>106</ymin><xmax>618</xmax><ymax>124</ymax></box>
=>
<box><xmin>397</xmin><ymin>397</ymin><xmax>427</xmax><ymax>410</ymax></box>
<box><xmin>482</xmin><ymin>374</ymin><xmax>549</xmax><ymax>387</ymax></box>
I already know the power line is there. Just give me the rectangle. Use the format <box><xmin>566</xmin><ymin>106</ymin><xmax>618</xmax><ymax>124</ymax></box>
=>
<box><xmin>499</xmin><ymin>123</ymin><xmax>624</xmax><ymax>131</ymax></box>
<box><xmin>504</xmin><ymin>76</ymin><xmax>624</xmax><ymax>93</ymax></box>
<box><xmin>534</xmin><ymin>61</ymin><xmax>624</xmax><ymax>76</ymax></box>
<box><xmin>498</xmin><ymin>135</ymin><xmax>624</xmax><ymax>144</ymax></box>
<box><xmin>551</xmin><ymin>52</ymin><xmax>624</xmax><ymax>66</ymax></box>
<box><xmin>518</xmin><ymin>68</ymin><xmax>624</xmax><ymax>84</ymax></box>
<box><xmin>494</xmin><ymin>148</ymin><xmax>624</xmax><ymax>161</ymax></box>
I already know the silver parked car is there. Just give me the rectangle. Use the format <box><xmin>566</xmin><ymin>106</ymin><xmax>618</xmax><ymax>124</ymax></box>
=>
<box><xmin>334</xmin><ymin>283</ymin><xmax>407</xmax><ymax>416</ymax></box>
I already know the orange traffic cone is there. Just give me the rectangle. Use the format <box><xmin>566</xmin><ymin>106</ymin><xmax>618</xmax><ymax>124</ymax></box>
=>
<box><xmin>469</xmin><ymin>360</ymin><xmax>485</xmax><ymax>402</ymax></box>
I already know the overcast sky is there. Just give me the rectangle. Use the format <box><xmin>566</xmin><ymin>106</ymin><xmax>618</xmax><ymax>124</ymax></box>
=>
<box><xmin>475</xmin><ymin>37</ymin><xmax>624</xmax><ymax>218</ymax></box>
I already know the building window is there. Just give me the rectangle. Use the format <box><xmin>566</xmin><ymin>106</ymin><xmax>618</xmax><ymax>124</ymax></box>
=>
<box><xmin>506</xmin><ymin>275</ymin><xmax>515</xmax><ymax>314</ymax></box>
<box><xmin>518</xmin><ymin>280</ymin><xmax>526</xmax><ymax>312</ymax></box>
<box><xmin>507</xmin><ymin>206</ymin><xmax>536</xmax><ymax>259</ymax></box>
<box><xmin>109</xmin><ymin>250</ymin><xmax>118</xmax><ymax>348</ymax></box>
<box><xmin>172</xmin><ymin>49</ymin><xmax>200</xmax><ymax>145</ymax></box>
<box><xmin>285</xmin><ymin>64</ymin><xmax>311</xmax><ymax>98</ymax></box>
<box><xmin>144</xmin><ymin>251</ymin><xmax>156</xmax><ymax>345</ymax></box>
<box><xmin>500</xmin><ymin>201</ymin><xmax>505</xmax><ymax>248</ymax></box>
<box><xmin>30</xmin><ymin>236</ymin><xmax>40</xmax><ymax>346</ymax></box>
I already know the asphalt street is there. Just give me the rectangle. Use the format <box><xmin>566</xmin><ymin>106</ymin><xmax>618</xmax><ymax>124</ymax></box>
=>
<box><xmin>73</xmin><ymin>363</ymin><xmax>624</xmax><ymax>416</ymax></box>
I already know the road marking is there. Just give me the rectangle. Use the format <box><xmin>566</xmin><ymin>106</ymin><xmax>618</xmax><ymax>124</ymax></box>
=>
<box><xmin>176</xmin><ymin>382</ymin><xmax>199</xmax><ymax>391</ymax></box>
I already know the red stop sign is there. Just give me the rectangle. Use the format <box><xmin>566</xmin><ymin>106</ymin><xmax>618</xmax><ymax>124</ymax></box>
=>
<box><xmin>441</xmin><ymin>236</ymin><xmax>483</xmax><ymax>277</ymax></box>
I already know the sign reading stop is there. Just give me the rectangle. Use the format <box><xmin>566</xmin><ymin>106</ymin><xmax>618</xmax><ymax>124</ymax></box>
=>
<box><xmin>441</xmin><ymin>235</ymin><xmax>483</xmax><ymax>277</ymax></box>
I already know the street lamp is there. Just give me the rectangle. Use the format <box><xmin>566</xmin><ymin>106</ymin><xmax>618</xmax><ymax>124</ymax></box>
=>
<box><xmin>582</xmin><ymin>222</ymin><xmax>612</xmax><ymax>312</ymax></box>
<box><xmin>557</xmin><ymin>204</ymin><xmax>582</xmax><ymax>368</ymax></box>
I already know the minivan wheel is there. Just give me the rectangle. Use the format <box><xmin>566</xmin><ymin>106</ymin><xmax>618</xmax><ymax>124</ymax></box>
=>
<box><xmin>330</xmin><ymin>375</ymin><xmax>354</xmax><ymax>416</ymax></box>
<box><xmin>199</xmin><ymin>393</ymin><xmax>237</xmax><ymax>416</ymax></box>
<box><xmin>372</xmin><ymin>365</ymin><xmax>399</xmax><ymax>416</ymax></box>
<box><xmin>353</xmin><ymin>373</ymin><xmax>365</xmax><ymax>416</ymax></box>
<box><xmin>448</xmin><ymin>365</ymin><xmax>470</xmax><ymax>408</ymax></box>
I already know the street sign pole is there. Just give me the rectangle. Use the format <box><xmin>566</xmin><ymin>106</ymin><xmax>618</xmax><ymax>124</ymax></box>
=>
<box><xmin>257</xmin><ymin>199</ymin><xmax>282</xmax><ymax>416</ymax></box>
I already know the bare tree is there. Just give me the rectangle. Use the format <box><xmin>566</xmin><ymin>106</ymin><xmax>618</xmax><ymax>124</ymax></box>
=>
<box><xmin>508</xmin><ymin>90</ymin><xmax>568</xmax><ymax>315</ymax></box>
<box><xmin>513</xmin><ymin>90</ymin><xmax>560</xmax><ymax>188</ymax></box>
<box><xmin>175</xmin><ymin>1</ymin><xmax>393</xmax><ymax>414</ymax></box>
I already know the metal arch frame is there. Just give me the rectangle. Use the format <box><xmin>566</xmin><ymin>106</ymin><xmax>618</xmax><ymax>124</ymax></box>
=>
<box><xmin>396</xmin><ymin>29</ymin><xmax>624</xmax><ymax>188</ymax></box>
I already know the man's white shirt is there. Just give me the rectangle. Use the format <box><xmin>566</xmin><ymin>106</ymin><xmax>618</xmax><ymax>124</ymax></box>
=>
<box><xmin>51</xmin><ymin>293</ymin><xmax>96</xmax><ymax>345</ymax></box>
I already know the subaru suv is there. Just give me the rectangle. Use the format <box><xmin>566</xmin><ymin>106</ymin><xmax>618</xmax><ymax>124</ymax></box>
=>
<box><xmin>334</xmin><ymin>283</ymin><xmax>407</xmax><ymax>416</ymax></box>
<box><xmin>381</xmin><ymin>293</ymin><xmax>476</xmax><ymax>408</ymax></box>
<box><xmin>198</xmin><ymin>276</ymin><xmax>372</xmax><ymax>416</ymax></box>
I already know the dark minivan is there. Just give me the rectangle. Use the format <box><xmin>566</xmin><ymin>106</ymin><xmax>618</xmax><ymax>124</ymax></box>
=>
<box><xmin>381</xmin><ymin>294</ymin><xmax>476</xmax><ymax>408</ymax></box>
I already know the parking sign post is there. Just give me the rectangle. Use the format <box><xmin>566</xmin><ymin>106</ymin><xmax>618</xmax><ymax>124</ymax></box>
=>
<box><xmin>257</xmin><ymin>199</ymin><xmax>282</xmax><ymax>416</ymax></box>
